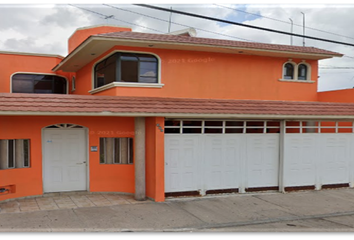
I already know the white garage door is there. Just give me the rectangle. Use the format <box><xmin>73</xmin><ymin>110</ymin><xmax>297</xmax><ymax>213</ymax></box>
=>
<box><xmin>283</xmin><ymin>121</ymin><xmax>354</xmax><ymax>188</ymax></box>
<box><xmin>164</xmin><ymin>120</ymin><xmax>280</xmax><ymax>194</ymax></box>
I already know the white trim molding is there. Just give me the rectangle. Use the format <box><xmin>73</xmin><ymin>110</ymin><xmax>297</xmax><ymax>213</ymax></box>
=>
<box><xmin>89</xmin><ymin>82</ymin><xmax>164</xmax><ymax>94</ymax></box>
<box><xmin>281</xmin><ymin>60</ymin><xmax>313</xmax><ymax>82</ymax></box>
<box><xmin>278</xmin><ymin>79</ymin><xmax>315</xmax><ymax>83</ymax></box>
<box><xmin>0</xmin><ymin>50</ymin><xmax>64</xmax><ymax>59</ymax></box>
<box><xmin>2</xmin><ymin>111</ymin><xmax>354</xmax><ymax>121</ymax></box>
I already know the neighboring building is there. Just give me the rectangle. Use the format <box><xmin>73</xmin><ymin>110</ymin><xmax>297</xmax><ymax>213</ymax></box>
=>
<box><xmin>1</xmin><ymin>24</ymin><xmax>354</xmax><ymax>203</ymax></box>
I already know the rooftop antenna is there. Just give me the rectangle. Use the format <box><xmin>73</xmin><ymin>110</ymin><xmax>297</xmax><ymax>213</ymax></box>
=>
<box><xmin>105</xmin><ymin>15</ymin><xmax>114</xmax><ymax>24</ymax></box>
<box><xmin>301</xmin><ymin>12</ymin><xmax>305</xmax><ymax>46</ymax></box>
<box><xmin>289</xmin><ymin>18</ymin><xmax>293</xmax><ymax>45</ymax></box>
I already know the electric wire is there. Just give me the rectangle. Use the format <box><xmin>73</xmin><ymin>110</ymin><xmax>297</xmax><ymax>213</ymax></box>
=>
<box><xmin>214</xmin><ymin>4</ymin><xmax>354</xmax><ymax>41</ymax></box>
<box><xmin>71</xmin><ymin>4</ymin><xmax>354</xmax><ymax>71</ymax></box>
<box><xmin>68</xmin><ymin>4</ymin><xmax>165</xmax><ymax>34</ymax></box>
<box><xmin>135</xmin><ymin>4</ymin><xmax>354</xmax><ymax>48</ymax></box>
<box><xmin>102</xmin><ymin>4</ymin><xmax>254</xmax><ymax>42</ymax></box>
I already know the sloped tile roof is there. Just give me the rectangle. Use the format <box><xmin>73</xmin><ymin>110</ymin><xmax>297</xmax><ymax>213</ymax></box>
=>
<box><xmin>95</xmin><ymin>31</ymin><xmax>343</xmax><ymax>57</ymax></box>
<box><xmin>1</xmin><ymin>93</ymin><xmax>354</xmax><ymax>118</ymax></box>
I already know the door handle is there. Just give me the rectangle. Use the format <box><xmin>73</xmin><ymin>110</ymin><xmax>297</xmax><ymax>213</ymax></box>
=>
<box><xmin>76</xmin><ymin>162</ymin><xmax>86</xmax><ymax>165</ymax></box>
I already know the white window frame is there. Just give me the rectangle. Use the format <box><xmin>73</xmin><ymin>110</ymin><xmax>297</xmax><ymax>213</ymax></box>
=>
<box><xmin>279</xmin><ymin>60</ymin><xmax>314</xmax><ymax>83</ymax></box>
<box><xmin>284</xmin><ymin>121</ymin><xmax>354</xmax><ymax>134</ymax></box>
<box><xmin>164</xmin><ymin>120</ymin><xmax>281</xmax><ymax>134</ymax></box>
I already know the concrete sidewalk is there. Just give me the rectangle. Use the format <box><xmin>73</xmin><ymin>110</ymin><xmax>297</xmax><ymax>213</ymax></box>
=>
<box><xmin>2</xmin><ymin>188</ymin><xmax>354</xmax><ymax>231</ymax></box>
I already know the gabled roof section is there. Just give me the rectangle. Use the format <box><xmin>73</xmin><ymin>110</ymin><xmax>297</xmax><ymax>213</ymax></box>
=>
<box><xmin>97</xmin><ymin>31</ymin><xmax>343</xmax><ymax>57</ymax></box>
<box><xmin>53</xmin><ymin>30</ymin><xmax>343</xmax><ymax>72</ymax></box>
<box><xmin>1</xmin><ymin>93</ymin><xmax>354</xmax><ymax>120</ymax></box>
<box><xmin>0</xmin><ymin>50</ymin><xmax>64</xmax><ymax>59</ymax></box>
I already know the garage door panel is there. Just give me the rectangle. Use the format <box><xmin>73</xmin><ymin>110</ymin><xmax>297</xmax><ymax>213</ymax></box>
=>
<box><xmin>165</xmin><ymin>136</ymin><xmax>201</xmax><ymax>192</ymax></box>
<box><xmin>165</xmin><ymin>120</ymin><xmax>280</xmax><ymax>194</ymax></box>
<box><xmin>211</xmin><ymin>147</ymin><xmax>222</xmax><ymax>166</ymax></box>
<box><xmin>205</xmin><ymin>136</ymin><xmax>242</xmax><ymax>191</ymax></box>
<box><xmin>284</xmin><ymin>135</ymin><xmax>317</xmax><ymax>187</ymax></box>
<box><xmin>183</xmin><ymin>148</ymin><xmax>194</xmax><ymax>167</ymax></box>
<box><xmin>284</xmin><ymin>133</ymin><xmax>354</xmax><ymax>187</ymax></box>
<box><xmin>246</xmin><ymin>135</ymin><xmax>279</xmax><ymax>188</ymax></box>
<box><xmin>321</xmin><ymin>135</ymin><xmax>350</xmax><ymax>185</ymax></box>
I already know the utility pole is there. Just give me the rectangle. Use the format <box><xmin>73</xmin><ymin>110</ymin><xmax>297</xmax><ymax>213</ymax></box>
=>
<box><xmin>301</xmin><ymin>12</ymin><xmax>305</xmax><ymax>46</ymax></box>
<box><xmin>168</xmin><ymin>7</ymin><xmax>172</xmax><ymax>33</ymax></box>
<box><xmin>289</xmin><ymin>18</ymin><xmax>293</xmax><ymax>45</ymax></box>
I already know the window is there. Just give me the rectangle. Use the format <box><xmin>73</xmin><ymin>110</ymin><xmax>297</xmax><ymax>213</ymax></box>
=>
<box><xmin>164</xmin><ymin>120</ymin><xmax>280</xmax><ymax>134</ymax></box>
<box><xmin>298</xmin><ymin>64</ymin><xmax>308</xmax><ymax>80</ymax></box>
<box><xmin>99</xmin><ymin>138</ymin><xmax>133</xmax><ymax>164</ymax></box>
<box><xmin>285</xmin><ymin>121</ymin><xmax>354</xmax><ymax>133</ymax></box>
<box><xmin>94</xmin><ymin>52</ymin><xmax>158</xmax><ymax>88</ymax></box>
<box><xmin>71</xmin><ymin>76</ymin><xmax>76</xmax><ymax>92</ymax></box>
<box><xmin>0</xmin><ymin>139</ymin><xmax>30</xmax><ymax>170</ymax></box>
<box><xmin>12</xmin><ymin>74</ymin><xmax>67</xmax><ymax>94</ymax></box>
<box><xmin>283</xmin><ymin>63</ymin><xmax>294</xmax><ymax>79</ymax></box>
<box><xmin>281</xmin><ymin>61</ymin><xmax>312</xmax><ymax>82</ymax></box>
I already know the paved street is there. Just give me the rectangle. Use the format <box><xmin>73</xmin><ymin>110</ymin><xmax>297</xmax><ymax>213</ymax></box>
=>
<box><xmin>2</xmin><ymin>188</ymin><xmax>354</xmax><ymax>231</ymax></box>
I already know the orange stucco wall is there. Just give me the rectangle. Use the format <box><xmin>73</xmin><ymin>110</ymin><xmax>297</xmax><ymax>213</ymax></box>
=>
<box><xmin>68</xmin><ymin>26</ymin><xmax>132</xmax><ymax>53</ymax></box>
<box><xmin>0</xmin><ymin>116</ymin><xmax>139</xmax><ymax>202</ymax></box>
<box><xmin>318</xmin><ymin>89</ymin><xmax>354</xmax><ymax>103</ymax></box>
<box><xmin>74</xmin><ymin>45</ymin><xmax>319</xmax><ymax>101</ymax></box>
<box><xmin>0</xmin><ymin>53</ymin><xmax>73</xmax><ymax>93</ymax></box>
<box><xmin>145</xmin><ymin>117</ymin><xmax>165</xmax><ymax>202</ymax></box>
<box><xmin>0</xmin><ymin>25</ymin><xmax>327</xmax><ymax>202</ymax></box>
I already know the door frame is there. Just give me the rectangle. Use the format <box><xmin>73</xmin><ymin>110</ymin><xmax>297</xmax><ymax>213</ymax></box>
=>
<box><xmin>41</xmin><ymin>125</ymin><xmax>89</xmax><ymax>193</ymax></box>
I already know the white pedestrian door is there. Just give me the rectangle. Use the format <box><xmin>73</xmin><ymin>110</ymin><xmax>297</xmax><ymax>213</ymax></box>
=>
<box><xmin>43</xmin><ymin>129</ymin><xmax>87</xmax><ymax>192</ymax></box>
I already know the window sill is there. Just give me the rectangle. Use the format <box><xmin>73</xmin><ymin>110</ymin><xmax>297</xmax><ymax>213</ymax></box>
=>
<box><xmin>278</xmin><ymin>79</ymin><xmax>315</xmax><ymax>83</ymax></box>
<box><xmin>89</xmin><ymin>82</ymin><xmax>164</xmax><ymax>94</ymax></box>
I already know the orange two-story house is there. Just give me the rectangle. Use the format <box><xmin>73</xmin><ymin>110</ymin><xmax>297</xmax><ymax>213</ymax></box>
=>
<box><xmin>1</xmin><ymin>24</ymin><xmax>353</xmax><ymax>203</ymax></box>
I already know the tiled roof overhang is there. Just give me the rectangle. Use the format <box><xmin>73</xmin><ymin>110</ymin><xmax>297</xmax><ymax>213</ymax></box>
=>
<box><xmin>53</xmin><ymin>31</ymin><xmax>343</xmax><ymax>72</ymax></box>
<box><xmin>1</xmin><ymin>93</ymin><xmax>354</xmax><ymax>120</ymax></box>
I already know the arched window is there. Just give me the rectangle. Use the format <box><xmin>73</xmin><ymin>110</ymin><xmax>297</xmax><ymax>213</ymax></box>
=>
<box><xmin>94</xmin><ymin>52</ymin><xmax>158</xmax><ymax>88</ymax></box>
<box><xmin>12</xmin><ymin>74</ymin><xmax>67</xmax><ymax>94</ymax></box>
<box><xmin>298</xmin><ymin>64</ymin><xmax>308</xmax><ymax>80</ymax></box>
<box><xmin>283</xmin><ymin>63</ymin><xmax>295</xmax><ymax>79</ymax></box>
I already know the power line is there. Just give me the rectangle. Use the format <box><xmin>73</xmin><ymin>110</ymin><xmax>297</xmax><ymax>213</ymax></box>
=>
<box><xmin>214</xmin><ymin>4</ymin><xmax>354</xmax><ymax>41</ymax></box>
<box><xmin>320</xmin><ymin>67</ymin><xmax>354</xmax><ymax>69</ymax></box>
<box><xmin>135</xmin><ymin>4</ymin><xmax>354</xmax><ymax>48</ymax></box>
<box><xmin>68</xmin><ymin>4</ymin><xmax>165</xmax><ymax>34</ymax></box>
<box><xmin>102</xmin><ymin>4</ymin><xmax>254</xmax><ymax>42</ymax></box>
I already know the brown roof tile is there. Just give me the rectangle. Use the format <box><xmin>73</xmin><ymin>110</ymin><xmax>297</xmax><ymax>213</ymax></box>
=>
<box><xmin>95</xmin><ymin>31</ymin><xmax>343</xmax><ymax>57</ymax></box>
<box><xmin>0</xmin><ymin>93</ymin><xmax>354</xmax><ymax>118</ymax></box>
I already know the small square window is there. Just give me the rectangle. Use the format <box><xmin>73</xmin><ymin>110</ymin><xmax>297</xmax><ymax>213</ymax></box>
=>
<box><xmin>100</xmin><ymin>138</ymin><xmax>133</xmax><ymax>164</ymax></box>
<box><xmin>0</xmin><ymin>139</ymin><xmax>30</xmax><ymax>170</ymax></box>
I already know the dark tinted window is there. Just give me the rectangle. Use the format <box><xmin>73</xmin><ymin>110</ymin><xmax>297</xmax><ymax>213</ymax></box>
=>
<box><xmin>298</xmin><ymin>64</ymin><xmax>308</xmax><ymax>80</ymax></box>
<box><xmin>94</xmin><ymin>54</ymin><xmax>116</xmax><ymax>88</ymax></box>
<box><xmin>94</xmin><ymin>52</ymin><xmax>158</xmax><ymax>88</ymax></box>
<box><xmin>12</xmin><ymin>74</ymin><xmax>67</xmax><ymax>94</ymax></box>
<box><xmin>283</xmin><ymin>63</ymin><xmax>294</xmax><ymax>79</ymax></box>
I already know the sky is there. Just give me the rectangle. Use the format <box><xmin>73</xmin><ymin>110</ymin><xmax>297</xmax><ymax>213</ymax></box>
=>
<box><xmin>1</xmin><ymin>1</ymin><xmax>354</xmax><ymax>92</ymax></box>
